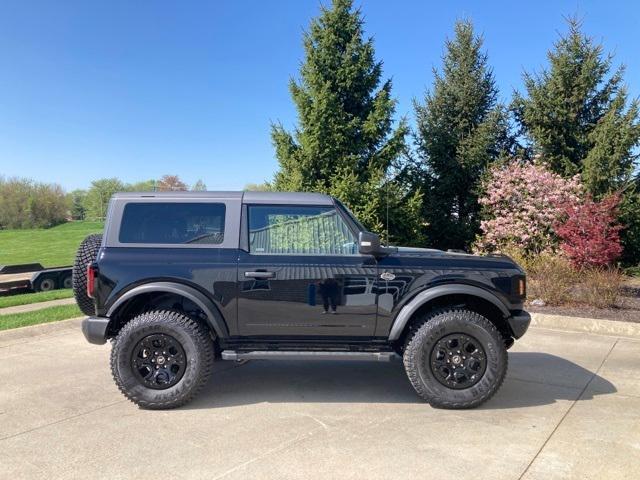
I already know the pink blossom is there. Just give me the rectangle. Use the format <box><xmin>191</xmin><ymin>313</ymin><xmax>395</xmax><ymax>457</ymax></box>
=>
<box><xmin>475</xmin><ymin>161</ymin><xmax>583</xmax><ymax>255</ymax></box>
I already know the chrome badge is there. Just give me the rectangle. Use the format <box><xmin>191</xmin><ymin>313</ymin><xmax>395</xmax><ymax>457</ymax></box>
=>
<box><xmin>380</xmin><ymin>271</ymin><xmax>395</xmax><ymax>281</ymax></box>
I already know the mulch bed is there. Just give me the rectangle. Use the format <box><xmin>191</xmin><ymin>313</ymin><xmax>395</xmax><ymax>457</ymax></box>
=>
<box><xmin>527</xmin><ymin>283</ymin><xmax>640</xmax><ymax>323</ymax></box>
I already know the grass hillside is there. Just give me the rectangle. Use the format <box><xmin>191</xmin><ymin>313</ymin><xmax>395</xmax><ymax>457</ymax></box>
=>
<box><xmin>0</xmin><ymin>304</ymin><xmax>82</xmax><ymax>331</ymax></box>
<box><xmin>0</xmin><ymin>221</ymin><xmax>104</xmax><ymax>268</ymax></box>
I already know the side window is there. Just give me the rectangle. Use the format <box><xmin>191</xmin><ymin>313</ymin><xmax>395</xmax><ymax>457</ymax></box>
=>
<box><xmin>119</xmin><ymin>203</ymin><xmax>226</xmax><ymax>244</ymax></box>
<box><xmin>248</xmin><ymin>205</ymin><xmax>357</xmax><ymax>255</ymax></box>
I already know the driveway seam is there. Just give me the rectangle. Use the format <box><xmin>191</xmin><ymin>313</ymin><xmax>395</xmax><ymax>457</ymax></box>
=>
<box><xmin>0</xmin><ymin>399</ymin><xmax>126</xmax><ymax>442</ymax></box>
<box><xmin>211</xmin><ymin>426</ymin><xmax>326</xmax><ymax>479</ymax></box>
<box><xmin>516</xmin><ymin>337</ymin><xmax>620</xmax><ymax>480</ymax></box>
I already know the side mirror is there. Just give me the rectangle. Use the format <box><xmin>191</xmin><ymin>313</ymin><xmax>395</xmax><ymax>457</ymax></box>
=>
<box><xmin>358</xmin><ymin>231</ymin><xmax>381</xmax><ymax>255</ymax></box>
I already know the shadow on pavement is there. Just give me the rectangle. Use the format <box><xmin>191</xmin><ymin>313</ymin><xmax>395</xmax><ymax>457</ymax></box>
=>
<box><xmin>186</xmin><ymin>352</ymin><xmax>616</xmax><ymax>410</ymax></box>
<box><xmin>481</xmin><ymin>352</ymin><xmax>616</xmax><ymax>410</ymax></box>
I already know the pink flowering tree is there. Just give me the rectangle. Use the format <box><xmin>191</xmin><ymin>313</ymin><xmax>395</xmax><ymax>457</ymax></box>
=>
<box><xmin>475</xmin><ymin>161</ymin><xmax>583</xmax><ymax>255</ymax></box>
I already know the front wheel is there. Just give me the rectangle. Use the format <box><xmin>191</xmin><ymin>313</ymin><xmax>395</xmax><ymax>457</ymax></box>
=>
<box><xmin>403</xmin><ymin>308</ymin><xmax>507</xmax><ymax>409</ymax></box>
<box><xmin>110</xmin><ymin>310</ymin><xmax>214</xmax><ymax>409</ymax></box>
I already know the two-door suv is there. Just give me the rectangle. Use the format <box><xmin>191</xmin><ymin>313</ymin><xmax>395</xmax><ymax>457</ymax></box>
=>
<box><xmin>74</xmin><ymin>191</ymin><xmax>530</xmax><ymax>409</ymax></box>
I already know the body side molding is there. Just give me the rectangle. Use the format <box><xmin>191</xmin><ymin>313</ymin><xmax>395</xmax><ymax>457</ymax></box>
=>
<box><xmin>106</xmin><ymin>281</ymin><xmax>229</xmax><ymax>338</ymax></box>
<box><xmin>387</xmin><ymin>284</ymin><xmax>510</xmax><ymax>341</ymax></box>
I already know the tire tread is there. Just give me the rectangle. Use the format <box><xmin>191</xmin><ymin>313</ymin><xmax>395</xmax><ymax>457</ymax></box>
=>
<box><xmin>403</xmin><ymin>308</ymin><xmax>508</xmax><ymax>409</ymax></box>
<box><xmin>72</xmin><ymin>234</ymin><xmax>103</xmax><ymax>316</ymax></box>
<box><xmin>110</xmin><ymin>310</ymin><xmax>214</xmax><ymax>410</ymax></box>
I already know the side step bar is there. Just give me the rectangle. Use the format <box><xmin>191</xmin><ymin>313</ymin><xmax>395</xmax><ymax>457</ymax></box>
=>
<box><xmin>221</xmin><ymin>350</ymin><xmax>399</xmax><ymax>362</ymax></box>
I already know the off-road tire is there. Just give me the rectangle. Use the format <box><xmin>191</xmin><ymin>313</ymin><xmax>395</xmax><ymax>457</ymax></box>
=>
<box><xmin>403</xmin><ymin>308</ymin><xmax>507</xmax><ymax>409</ymax></box>
<box><xmin>72</xmin><ymin>233</ymin><xmax>103</xmax><ymax>315</ymax></box>
<box><xmin>110</xmin><ymin>310</ymin><xmax>214</xmax><ymax>409</ymax></box>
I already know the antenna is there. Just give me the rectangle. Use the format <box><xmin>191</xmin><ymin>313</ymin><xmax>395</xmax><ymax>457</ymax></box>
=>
<box><xmin>385</xmin><ymin>178</ymin><xmax>390</xmax><ymax>246</ymax></box>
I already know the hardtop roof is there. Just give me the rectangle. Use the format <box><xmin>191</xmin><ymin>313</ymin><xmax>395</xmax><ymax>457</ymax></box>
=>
<box><xmin>110</xmin><ymin>191</ymin><xmax>334</xmax><ymax>205</ymax></box>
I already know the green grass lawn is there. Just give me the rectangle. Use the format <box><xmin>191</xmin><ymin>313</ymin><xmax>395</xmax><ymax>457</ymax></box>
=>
<box><xmin>0</xmin><ymin>304</ymin><xmax>82</xmax><ymax>331</ymax></box>
<box><xmin>0</xmin><ymin>221</ymin><xmax>103</xmax><ymax>267</ymax></box>
<box><xmin>0</xmin><ymin>289</ymin><xmax>74</xmax><ymax>309</ymax></box>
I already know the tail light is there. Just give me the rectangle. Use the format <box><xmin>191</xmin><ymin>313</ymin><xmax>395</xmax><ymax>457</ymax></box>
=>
<box><xmin>87</xmin><ymin>264</ymin><xmax>97</xmax><ymax>298</ymax></box>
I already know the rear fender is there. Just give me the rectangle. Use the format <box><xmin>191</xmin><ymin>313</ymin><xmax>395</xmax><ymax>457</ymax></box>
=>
<box><xmin>106</xmin><ymin>282</ymin><xmax>229</xmax><ymax>338</ymax></box>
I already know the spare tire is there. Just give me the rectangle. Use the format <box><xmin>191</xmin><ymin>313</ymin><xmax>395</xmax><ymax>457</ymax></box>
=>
<box><xmin>73</xmin><ymin>234</ymin><xmax>103</xmax><ymax>316</ymax></box>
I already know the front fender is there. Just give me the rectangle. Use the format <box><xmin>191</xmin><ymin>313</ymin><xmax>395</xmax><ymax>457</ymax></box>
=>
<box><xmin>387</xmin><ymin>284</ymin><xmax>510</xmax><ymax>341</ymax></box>
<box><xmin>106</xmin><ymin>281</ymin><xmax>230</xmax><ymax>338</ymax></box>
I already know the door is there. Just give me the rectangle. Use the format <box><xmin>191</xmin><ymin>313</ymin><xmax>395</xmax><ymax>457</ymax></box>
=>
<box><xmin>237</xmin><ymin>204</ymin><xmax>378</xmax><ymax>336</ymax></box>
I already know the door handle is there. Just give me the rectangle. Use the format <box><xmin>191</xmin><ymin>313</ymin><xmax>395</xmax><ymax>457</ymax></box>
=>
<box><xmin>244</xmin><ymin>271</ymin><xmax>275</xmax><ymax>279</ymax></box>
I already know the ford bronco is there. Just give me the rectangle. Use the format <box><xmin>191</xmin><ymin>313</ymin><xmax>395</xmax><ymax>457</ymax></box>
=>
<box><xmin>74</xmin><ymin>191</ymin><xmax>530</xmax><ymax>409</ymax></box>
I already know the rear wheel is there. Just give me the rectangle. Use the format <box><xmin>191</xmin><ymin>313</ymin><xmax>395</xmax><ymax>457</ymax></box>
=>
<box><xmin>110</xmin><ymin>310</ymin><xmax>214</xmax><ymax>409</ymax></box>
<box><xmin>403</xmin><ymin>308</ymin><xmax>507</xmax><ymax>409</ymax></box>
<box><xmin>72</xmin><ymin>234</ymin><xmax>102</xmax><ymax>315</ymax></box>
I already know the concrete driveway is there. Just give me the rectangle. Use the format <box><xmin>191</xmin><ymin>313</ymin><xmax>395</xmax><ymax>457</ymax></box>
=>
<box><xmin>1</xmin><ymin>322</ymin><xmax>638</xmax><ymax>479</ymax></box>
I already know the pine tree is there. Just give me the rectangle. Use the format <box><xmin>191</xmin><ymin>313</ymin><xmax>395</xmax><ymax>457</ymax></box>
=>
<box><xmin>272</xmin><ymin>0</ymin><xmax>420</xmax><ymax>244</ymax></box>
<box><xmin>414</xmin><ymin>20</ymin><xmax>510</xmax><ymax>250</ymax></box>
<box><xmin>514</xmin><ymin>18</ymin><xmax>640</xmax><ymax>264</ymax></box>
<box><xmin>192</xmin><ymin>179</ymin><xmax>207</xmax><ymax>191</ymax></box>
<box><xmin>513</xmin><ymin>18</ymin><xmax>640</xmax><ymax>194</ymax></box>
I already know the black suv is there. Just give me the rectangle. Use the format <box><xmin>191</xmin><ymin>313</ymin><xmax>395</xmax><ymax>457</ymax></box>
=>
<box><xmin>74</xmin><ymin>191</ymin><xmax>530</xmax><ymax>409</ymax></box>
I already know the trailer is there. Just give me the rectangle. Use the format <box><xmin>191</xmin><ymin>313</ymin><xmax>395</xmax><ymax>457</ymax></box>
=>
<box><xmin>0</xmin><ymin>263</ymin><xmax>73</xmax><ymax>292</ymax></box>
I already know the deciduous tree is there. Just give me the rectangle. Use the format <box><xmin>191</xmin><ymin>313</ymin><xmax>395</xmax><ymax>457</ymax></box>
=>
<box><xmin>157</xmin><ymin>175</ymin><xmax>187</xmax><ymax>192</ymax></box>
<box><xmin>84</xmin><ymin>178</ymin><xmax>125</xmax><ymax>220</ymax></box>
<box><xmin>555</xmin><ymin>194</ymin><xmax>623</xmax><ymax>269</ymax></box>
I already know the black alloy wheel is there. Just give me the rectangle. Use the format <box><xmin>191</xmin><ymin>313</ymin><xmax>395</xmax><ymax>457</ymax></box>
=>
<box><xmin>429</xmin><ymin>333</ymin><xmax>487</xmax><ymax>389</ymax></box>
<box><xmin>403</xmin><ymin>308</ymin><xmax>508</xmax><ymax>409</ymax></box>
<box><xmin>131</xmin><ymin>333</ymin><xmax>187</xmax><ymax>389</ymax></box>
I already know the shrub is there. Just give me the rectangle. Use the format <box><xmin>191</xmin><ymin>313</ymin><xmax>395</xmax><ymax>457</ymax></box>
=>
<box><xmin>575</xmin><ymin>267</ymin><xmax>623</xmax><ymax>309</ymax></box>
<box><xmin>476</xmin><ymin>161</ymin><xmax>582</xmax><ymax>255</ymax></box>
<box><xmin>526</xmin><ymin>253</ymin><xmax>577</xmax><ymax>306</ymax></box>
<box><xmin>555</xmin><ymin>194</ymin><xmax>623</xmax><ymax>269</ymax></box>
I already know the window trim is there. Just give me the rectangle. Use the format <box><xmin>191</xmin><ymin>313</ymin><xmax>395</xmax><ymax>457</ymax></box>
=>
<box><xmin>245</xmin><ymin>203</ymin><xmax>362</xmax><ymax>257</ymax></box>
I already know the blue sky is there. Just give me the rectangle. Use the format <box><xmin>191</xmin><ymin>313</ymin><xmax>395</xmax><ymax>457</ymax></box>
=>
<box><xmin>1</xmin><ymin>0</ymin><xmax>638</xmax><ymax>191</ymax></box>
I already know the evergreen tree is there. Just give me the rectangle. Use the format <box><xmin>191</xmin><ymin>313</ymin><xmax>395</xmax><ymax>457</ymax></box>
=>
<box><xmin>513</xmin><ymin>18</ymin><xmax>639</xmax><ymax>194</ymax></box>
<box><xmin>68</xmin><ymin>189</ymin><xmax>87</xmax><ymax>220</ymax></box>
<box><xmin>272</xmin><ymin>0</ymin><xmax>420</xmax><ymax>244</ymax></box>
<box><xmin>414</xmin><ymin>20</ymin><xmax>510</xmax><ymax>250</ymax></box>
<box><xmin>514</xmin><ymin>18</ymin><xmax>640</xmax><ymax>264</ymax></box>
<box><xmin>192</xmin><ymin>179</ymin><xmax>207</xmax><ymax>191</ymax></box>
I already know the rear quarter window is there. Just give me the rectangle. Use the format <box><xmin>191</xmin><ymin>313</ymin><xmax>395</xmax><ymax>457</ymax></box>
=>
<box><xmin>119</xmin><ymin>202</ymin><xmax>226</xmax><ymax>245</ymax></box>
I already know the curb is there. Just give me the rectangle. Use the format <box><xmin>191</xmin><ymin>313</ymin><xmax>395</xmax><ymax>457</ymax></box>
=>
<box><xmin>531</xmin><ymin>312</ymin><xmax>640</xmax><ymax>339</ymax></box>
<box><xmin>0</xmin><ymin>317</ymin><xmax>83</xmax><ymax>346</ymax></box>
